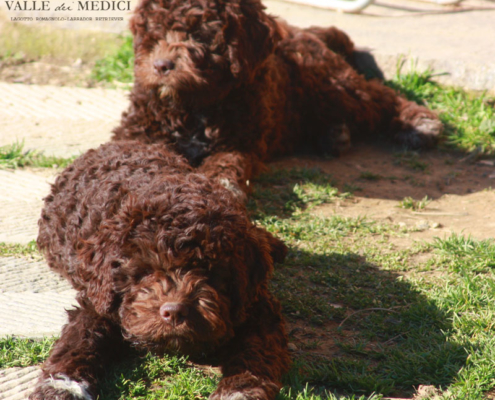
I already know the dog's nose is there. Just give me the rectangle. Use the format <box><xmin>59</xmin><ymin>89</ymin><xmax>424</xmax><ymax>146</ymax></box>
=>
<box><xmin>160</xmin><ymin>302</ymin><xmax>189</xmax><ymax>325</ymax></box>
<box><xmin>153</xmin><ymin>59</ymin><xmax>175</xmax><ymax>75</ymax></box>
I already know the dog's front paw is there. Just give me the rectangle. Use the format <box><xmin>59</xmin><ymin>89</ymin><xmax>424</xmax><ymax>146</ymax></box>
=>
<box><xmin>29</xmin><ymin>375</ymin><xmax>93</xmax><ymax>400</ymax></box>
<box><xmin>209</xmin><ymin>373</ymin><xmax>279</xmax><ymax>400</ymax></box>
<box><xmin>317</xmin><ymin>123</ymin><xmax>352</xmax><ymax>157</ymax></box>
<box><xmin>218</xmin><ymin>178</ymin><xmax>248</xmax><ymax>203</ymax></box>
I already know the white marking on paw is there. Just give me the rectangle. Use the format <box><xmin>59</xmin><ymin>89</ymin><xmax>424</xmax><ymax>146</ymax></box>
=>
<box><xmin>219</xmin><ymin>178</ymin><xmax>245</xmax><ymax>200</ymax></box>
<box><xmin>45</xmin><ymin>374</ymin><xmax>93</xmax><ymax>400</ymax></box>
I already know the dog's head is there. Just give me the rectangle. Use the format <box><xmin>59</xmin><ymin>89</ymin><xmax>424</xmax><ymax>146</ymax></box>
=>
<box><xmin>78</xmin><ymin>175</ymin><xmax>287</xmax><ymax>356</ymax></box>
<box><xmin>130</xmin><ymin>0</ymin><xmax>282</xmax><ymax>103</ymax></box>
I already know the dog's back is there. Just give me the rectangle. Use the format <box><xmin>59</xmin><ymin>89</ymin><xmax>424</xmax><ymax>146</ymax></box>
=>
<box><xmin>37</xmin><ymin>141</ymin><xmax>193</xmax><ymax>288</ymax></box>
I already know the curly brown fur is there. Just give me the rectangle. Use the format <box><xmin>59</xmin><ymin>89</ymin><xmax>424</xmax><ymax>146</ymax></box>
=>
<box><xmin>31</xmin><ymin>141</ymin><xmax>289</xmax><ymax>400</ymax></box>
<box><xmin>113</xmin><ymin>0</ymin><xmax>443</xmax><ymax>193</ymax></box>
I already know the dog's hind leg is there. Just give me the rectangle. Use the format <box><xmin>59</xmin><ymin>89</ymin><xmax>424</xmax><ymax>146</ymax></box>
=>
<box><xmin>391</xmin><ymin>95</ymin><xmax>444</xmax><ymax>149</ymax></box>
<box><xmin>304</xmin><ymin>26</ymin><xmax>355</xmax><ymax>59</ymax></box>
<box><xmin>351</xmin><ymin>77</ymin><xmax>443</xmax><ymax>149</ymax></box>
<box><xmin>324</xmin><ymin>69</ymin><xmax>442</xmax><ymax>150</ymax></box>
<box><xmin>304</xmin><ymin>26</ymin><xmax>384</xmax><ymax>80</ymax></box>
<box><xmin>29</xmin><ymin>302</ymin><xmax>127</xmax><ymax>400</ymax></box>
<box><xmin>280</xmin><ymin>31</ymin><xmax>442</xmax><ymax>152</ymax></box>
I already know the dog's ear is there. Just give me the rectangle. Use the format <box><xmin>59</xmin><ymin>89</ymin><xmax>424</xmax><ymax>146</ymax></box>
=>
<box><xmin>77</xmin><ymin>200</ymin><xmax>143</xmax><ymax>315</ymax></box>
<box><xmin>77</xmin><ymin>222</ymin><xmax>127</xmax><ymax>315</ymax></box>
<box><xmin>245</xmin><ymin>226</ymin><xmax>287</xmax><ymax>295</ymax></box>
<box><xmin>224</xmin><ymin>0</ymin><xmax>282</xmax><ymax>80</ymax></box>
<box><xmin>230</xmin><ymin>225</ymin><xmax>285</xmax><ymax>324</ymax></box>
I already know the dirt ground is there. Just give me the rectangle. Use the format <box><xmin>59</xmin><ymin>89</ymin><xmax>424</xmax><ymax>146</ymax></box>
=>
<box><xmin>0</xmin><ymin>58</ymin><xmax>96</xmax><ymax>86</ymax></box>
<box><xmin>272</xmin><ymin>144</ymin><xmax>495</xmax><ymax>243</ymax></box>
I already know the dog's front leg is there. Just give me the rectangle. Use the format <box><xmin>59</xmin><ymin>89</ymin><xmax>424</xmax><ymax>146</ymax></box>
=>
<box><xmin>197</xmin><ymin>151</ymin><xmax>266</xmax><ymax>201</ymax></box>
<box><xmin>30</xmin><ymin>304</ymin><xmax>125</xmax><ymax>400</ymax></box>
<box><xmin>210</xmin><ymin>296</ymin><xmax>290</xmax><ymax>400</ymax></box>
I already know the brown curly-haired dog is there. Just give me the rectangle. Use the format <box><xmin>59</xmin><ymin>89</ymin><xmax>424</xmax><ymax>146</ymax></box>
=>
<box><xmin>30</xmin><ymin>141</ymin><xmax>289</xmax><ymax>400</ymax></box>
<box><xmin>113</xmin><ymin>0</ymin><xmax>442</xmax><ymax>193</ymax></box>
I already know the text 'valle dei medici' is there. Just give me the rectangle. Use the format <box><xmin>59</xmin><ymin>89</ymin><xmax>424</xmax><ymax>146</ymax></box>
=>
<box><xmin>4</xmin><ymin>0</ymin><xmax>131</xmax><ymax>10</ymax></box>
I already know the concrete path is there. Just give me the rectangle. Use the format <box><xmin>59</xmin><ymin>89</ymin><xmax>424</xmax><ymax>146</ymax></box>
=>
<box><xmin>0</xmin><ymin>169</ymin><xmax>53</xmax><ymax>245</ymax></box>
<box><xmin>0</xmin><ymin>254</ymin><xmax>77</xmax><ymax>400</ymax></box>
<box><xmin>0</xmin><ymin>82</ymin><xmax>128</xmax><ymax>157</ymax></box>
<box><xmin>0</xmin><ymin>367</ymin><xmax>40</xmax><ymax>400</ymax></box>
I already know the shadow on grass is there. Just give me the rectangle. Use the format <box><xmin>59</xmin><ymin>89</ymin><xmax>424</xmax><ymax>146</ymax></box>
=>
<box><xmin>246</xmin><ymin>166</ymin><xmax>469</xmax><ymax>397</ymax></box>
<box><xmin>272</xmin><ymin>248</ymin><xmax>468</xmax><ymax>398</ymax></box>
<box><xmin>96</xmin><ymin>247</ymin><xmax>468</xmax><ymax>399</ymax></box>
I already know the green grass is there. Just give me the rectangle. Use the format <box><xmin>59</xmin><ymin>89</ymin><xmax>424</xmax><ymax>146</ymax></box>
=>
<box><xmin>98</xmin><ymin>353</ymin><xmax>220</xmax><ymax>400</ymax></box>
<box><xmin>359</xmin><ymin>172</ymin><xmax>382</xmax><ymax>181</ymax></box>
<box><xmin>0</xmin><ymin>141</ymin><xmax>76</xmax><ymax>169</ymax></box>
<box><xmin>247</xmin><ymin>167</ymin><xmax>343</xmax><ymax>218</ymax></box>
<box><xmin>394</xmin><ymin>151</ymin><xmax>429</xmax><ymax>172</ymax></box>
<box><xmin>0</xmin><ymin>337</ymin><xmax>55</xmax><ymax>368</ymax></box>
<box><xmin>92</xmin><ymin>34</ymin><xmax>134</xmax><ymax>85</ymax></box>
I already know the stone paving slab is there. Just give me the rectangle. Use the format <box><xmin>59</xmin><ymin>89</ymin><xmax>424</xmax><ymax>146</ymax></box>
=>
<box><xmin>0</xmin><ymin>367</ymin><xmax>39</xmax><ymax>400</ymax></box>
<box><xmin>0</xmin><ymin>82</ymin><xmax>128</xmax><ymax>157</ymax></box>
<box><xmin>0</xmin><ymin>257</ymin><xmax>71</xmax><ymax>294</ymax></box>
<box><xmin>0</xmin><ymin>169</ymin><xmax>55</xmax><ymax>244</ymax></box>
<box><xmin>0</xmin><ymin>291</ymin><xmax>77</xmax><ymax>338</ymax></box>
<box><xmin>0</xmin><ymin>256</ymin><xmax>76</xmax><ymax>338</ymax></box>
<box><xmin>0</xmin><ymin>257</ymin><xmax>75</xmax><ymax>399</ymax></box>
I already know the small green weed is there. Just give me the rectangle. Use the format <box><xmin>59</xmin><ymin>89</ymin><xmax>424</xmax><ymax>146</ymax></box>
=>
<box><xmin>394</xmin><ymin>151</ymin><xmax>429</xmax><ymax>172</ymax></box>
<box><xmin>342</xmin><ymin>183</ymin><xmax>362</xmax><ymax>194</ymax></box>
<box><xmin>0</xmin><ymin>241</ymin><xmax>39</xmax><ymax>257</ymax></box>
<box><xmin>0</xmin><ymin>141</ymin><xmax>76</xmax><ymax>169</ymax></box>
<box><xmin>398</xmin><ymin>196</ymin><xmax>431</xmax><ymax>211</ymax></box>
